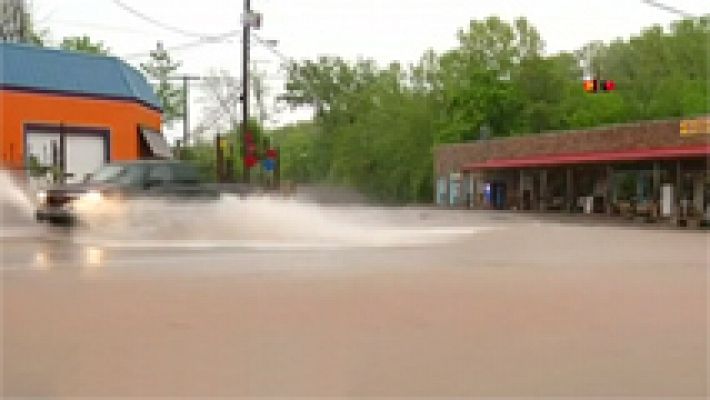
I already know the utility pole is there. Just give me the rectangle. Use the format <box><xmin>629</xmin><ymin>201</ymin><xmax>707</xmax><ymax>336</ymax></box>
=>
<box><xmin>181</xmin><ymin>75</ymin><xmax>200</xmax><ymax>148</ymax></box>
<box><xmin>159</xmin><ymin>75</ymin><xmax>200</xmax><ymax>158</ymax></box>
<box><xmin>241</xmin><ymin>0</ymin><xmax>251</xmax><ymax>183</ymax></box>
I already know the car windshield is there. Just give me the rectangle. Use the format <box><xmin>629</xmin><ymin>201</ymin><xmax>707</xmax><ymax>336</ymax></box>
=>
<box><xmin>88</xmin><ymin>165</ymin><xmax>124</xmax><ymax>182</ymax></box>
<box><xmin>171</xmin><ymin>164</ymin><xmax>201</xmax><ymax>183</ymax></box>
<box><xmin>88</xmin><ymin>164</ymin><xmax>144</xmax><ymax>185</ymax></box>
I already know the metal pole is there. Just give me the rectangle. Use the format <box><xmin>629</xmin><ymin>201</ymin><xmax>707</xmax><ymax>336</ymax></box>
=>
<box><xmin>215</xmin><ymin>135</ymin><xmax>224</xmax><ymax>183</ymax></box>
<box><xmin>241</xmin><ymin>0</ymin><xmax>251</xmax><ymax>183</ymax></box>
<box><xmin>58</xmin><ymin>122</ymin><xmax>65</xmax><ymax>184</ymax></box>
<box><xmin>182</xmin><ymin>76</ymin><xmax>189</xmax><ymax>149</ymax></box>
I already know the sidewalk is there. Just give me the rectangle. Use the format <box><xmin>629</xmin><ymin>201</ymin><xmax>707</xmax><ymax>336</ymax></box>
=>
<box><xmin>444</xmin><ymin>206</ymin><xmax>708</xmax><ymax>231</ymax></box>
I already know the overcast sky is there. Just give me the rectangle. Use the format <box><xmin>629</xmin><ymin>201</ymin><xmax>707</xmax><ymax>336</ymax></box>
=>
<box><xmin>30</xmin><ymin>0</ymin><xmax>705</xmax><ymax>140</ymax></box>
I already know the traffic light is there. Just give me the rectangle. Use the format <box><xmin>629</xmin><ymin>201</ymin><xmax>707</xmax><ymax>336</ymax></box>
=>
<box><xmin>583</xmin><ymin>79</ymin><xmax>616</xmax><ymax>93</ymax></box>
<box><xmin>600</xmin><ymin>79</ymin><xmax>616</xmax><ymax>92</ymax></box>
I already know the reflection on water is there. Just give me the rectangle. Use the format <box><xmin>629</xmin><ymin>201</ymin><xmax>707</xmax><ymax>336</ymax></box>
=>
<box><xmin>79</xmin><ymin>246</ymin><xmax>105</xmax><ymax>279</ymax></box>
<box><xmin>33</xmin><ymin>250</ymin><xmax>51</xmax><ymax>271</ymax></box>
<box><xmin>84</xmin><ymin>246</ymin><xmax>104</xmax><ymax>266</ymax></box>
<box><xmin>28</xmin><ymin>244</ymin><xmax>106</xmax><ymax>276</ymax></box>
<box><xmin>0</xmin><ymin>169</ymin><xmax>35</xmax><ymax>222</ymax></box>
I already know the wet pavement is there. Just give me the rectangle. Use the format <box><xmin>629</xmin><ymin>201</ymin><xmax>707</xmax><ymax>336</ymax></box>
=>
<box><xmin>1</xmin><ymin>206</ymin><xmax>708</xmax><ymax>397</ymax></box>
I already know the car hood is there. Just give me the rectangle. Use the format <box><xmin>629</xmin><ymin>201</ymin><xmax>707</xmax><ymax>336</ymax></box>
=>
<box><xmin>44</xmin><ymin>183</ymin><xmax>121</xmax><ymax>194</ymax></box>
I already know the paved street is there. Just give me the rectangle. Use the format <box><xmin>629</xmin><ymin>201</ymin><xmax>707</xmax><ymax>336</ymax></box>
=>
<box><xmin>1</xmin><ymin>204</ymin><xmax>708</xmax><ymax>397</ymax></box>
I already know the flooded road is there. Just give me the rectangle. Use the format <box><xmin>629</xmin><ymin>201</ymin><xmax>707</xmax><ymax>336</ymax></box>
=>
<box><xmin>1</xmin><ymin>198</ymin><xmax>708</xmax><ymax>397</ymax></box>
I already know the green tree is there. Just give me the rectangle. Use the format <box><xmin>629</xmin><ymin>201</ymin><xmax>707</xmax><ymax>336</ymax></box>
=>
<box><xmin>59</xmin><ymin>35</ymin><xmax>110</xmax><ymax>55</ymax></box>
<box><xmin>278</xmin><ymin>16</ymin><xmax>709</xmax><ymax>204</ymax></box>
<box><xmin>140</xmin><ymin>41</ymin><xmax>184</xmax><ymax>125</ymax></box>
<box><xmin>281</xmin><ymin>57</ymin><xmax>436</xmax><ymax>202</ymax></box>
<box><xmin>592</xmin><ymin>17</ymin><xmax>709</xmax><ymax>121</ymax></box>
<box><xmin>180</xmin><ymin>142</ymin><xmax>217</xmax><ymax>182</ymax></box>
<box><xmin>1</xmin><ymin>0</ymin><xmax>47</xmax><ymax>45</ymax></box>
<box><xmin>435</xmin><ymin>17</ymin><xmax>545</xmax><ymax>142</ymax></box>
<box><xmin>271</xmin><ymin>123</ymin><xmax>319</xmax><ymax>183</ymax></box>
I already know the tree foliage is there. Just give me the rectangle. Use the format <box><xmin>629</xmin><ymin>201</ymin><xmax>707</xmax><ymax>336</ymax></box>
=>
<box><xmin>195</xmin><ymin>70</ymin><xmax>242</xmax><ymax>139</ymax></box>
<box><xmin>59</xmin><ymin>35</ymin><xmax>110</xmax><ymax>55</ymax></box>
<box><xmin>275</xmin><ymin>16</ymin><xmax>709</xmax><ymax>203</ymax></box>
<box><xmin>140</xmin><ymin>41</ymin><xmax>185</xmax><ymax>125</ymax></box>
<box><xmin>0</xmin><ymin>0</ymin><xmax>46</xmax><ymax>45</ymax></box>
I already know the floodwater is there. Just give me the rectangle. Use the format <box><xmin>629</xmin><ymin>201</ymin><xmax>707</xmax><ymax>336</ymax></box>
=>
<box><xmin>0</xmin><ymin>169</ymin><xmax>483</xmax><ymax>249</ymax></box>
<box><xmin>1</xmin><ymin>171</ymin><xmax>708</xmax><ymax>397</ymax></box>
<box><xmin>74</xmin><ymin>195</ymin><xmax>489</xmax><ymax>249</ymax></box>
<box><xmin>0</xmin><ymin>171</ymin><xmax>34</xmax><ymax>220</ymax></box>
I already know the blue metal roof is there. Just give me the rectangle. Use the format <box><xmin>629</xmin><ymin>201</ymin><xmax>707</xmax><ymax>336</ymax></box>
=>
<box><xmin>0</xmin><ymin>42</ymin><xmax>161</xmax><ymax>110</ymax></box>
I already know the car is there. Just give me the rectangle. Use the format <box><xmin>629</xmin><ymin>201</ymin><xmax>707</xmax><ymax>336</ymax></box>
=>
<box><xmin>35</xmin><ymin>160</ymin><xmax>218</xmax><ymax>225</ymax></box>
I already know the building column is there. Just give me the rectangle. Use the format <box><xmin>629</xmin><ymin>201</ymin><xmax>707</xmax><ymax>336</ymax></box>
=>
<box><xmin>693</xmin><ymin>173</ymin><xmax>704</xmax><ymax>217</ymax></box>
<box><xmin>539</xmin><ymin>169</ymin><xmax>548</xmax><ymax>211</ymax></box>
<box><xmin>675</xmin><ymin>160</ymin><xmax>682</xmax><ymax>217</ymax></box>
<box><xmin>519</xmin><ymin>169</ymin><xmax>525</xmax><ymax>210</ymax></box>
<box><xmin>463</xmin><ymin>172</ymin><xmax>475</xmax><ymax>209</ymax></box>
<box><xmin>652</xmin><ymin>161</ymin><xmax>661</xmax><ymax>218</ymax></box>
<box><xmin>652</xmin><ymin>162</ymin><xmax>661</xmax><ymax>200</ymax></box>
<box><xmin>566</xmin><ymin>167</ymin><xmax>574</xmax><ymax>213</ymax></box>
<box><xmin>605</xmin><ymin>165</ymin><xmax>614</xmax><ymax>215</ymax></box>
<box><xmin>436</xmin><ymin>175</ymin><xmax>448</xmax><ymax>207</ymax></box>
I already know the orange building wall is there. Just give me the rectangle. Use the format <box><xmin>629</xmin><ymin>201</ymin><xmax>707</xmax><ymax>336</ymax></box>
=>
<box><xmin>0</xmin><ymin>90</ymin><xmax>162</xmax><ymax>169</ymax></box>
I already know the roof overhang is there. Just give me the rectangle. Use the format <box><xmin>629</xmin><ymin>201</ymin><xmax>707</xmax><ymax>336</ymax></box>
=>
<box><xmin>462</xmin><ymin>145</ymin><xmax>710</xmax><ymax>170</ymax></box>
<box><xmin>0</xmin><ymin>84</ymin><xmax>163</xmax><ymax>114</ymax></box>
<box><xmin>140</xmin><ymin>127</ymin><xmax>173</xmax><ymax>159</ymax></box>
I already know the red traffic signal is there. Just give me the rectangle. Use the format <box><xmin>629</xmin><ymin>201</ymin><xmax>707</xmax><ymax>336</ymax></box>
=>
<box><xmin>600</xmin><ymin>79</ymin><xmax>616</xmax><ymax>92</ymax></box>
<box><xmin>583</xmin><ymin>79</ymin><xmax>616</xmax><ymax>93</ymax></box>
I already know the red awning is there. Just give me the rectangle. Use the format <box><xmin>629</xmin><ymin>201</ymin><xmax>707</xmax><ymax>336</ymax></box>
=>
<box><xmin>462</xmin><ymin>145</ymin><xmax>710</xmax><ymax>170</ymax></box>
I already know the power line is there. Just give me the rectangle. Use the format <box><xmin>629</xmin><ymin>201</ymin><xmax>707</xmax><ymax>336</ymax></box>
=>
<box><xmin>108</xmin><ymin>1</ymin><xmax>291</xmax><ymax>65</ymax></box>
<box><xmin>110</xmin><ymin>0</ymin><xmax>206</xmax><ymax>38</ymax></box>
<box><xmin>252</xmin><ymin>33</ymin><xmax>293</xmax><ymax>67</ymax></box>
<box><xmin>44</xmin><ymin>19</ymin><xmax>159</xmax><ymax>35</ymax></box>
<box><xmin>105</xmin><ymin>1</ymin><xmax>299</xmax><ymax>136</ymax></box>
<box><xmin>122</xmin><ymin>30</ymin><xmax>242</xmax><ymax>59</ymax></box>
<box><xmin>640</xmin><ymin>0</ymin><xmax>695</xmax><ymax>18</ymax></box>
<box><xmin>250</xmin><ymin>33</ymin><xmax>325</xmax><ymax>112</ymax></box>
<box><xmin>108</xmin><ymin>0</ymin><xmax>246</xmax><ymax>60</ymax></box>
<box><xmin>35</xmin><ymin>3</ymin><xmax>62</xmax><ymax>25</ymax></box>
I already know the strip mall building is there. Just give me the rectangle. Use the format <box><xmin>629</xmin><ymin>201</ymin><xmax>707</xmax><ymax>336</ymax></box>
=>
<box><xmin>434</xmin><ymin>117</ymin><xmax>710</xmax><ymax>224</ymax></box>
<box><xmin>0</xmin><ymin>43</ymin><xmax>168</xmax><ymax>184</ymax></box>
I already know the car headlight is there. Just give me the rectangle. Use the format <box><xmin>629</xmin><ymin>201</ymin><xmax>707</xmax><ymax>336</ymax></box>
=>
<box><xmin>82</xmin><ymin>190</ymin><xmax>103</xmax><ymax>203</ymax></box>
<box><xmin>36</xmin><ymin>190</ymin><xmax>47</xmax><ymax>204</ymax></box>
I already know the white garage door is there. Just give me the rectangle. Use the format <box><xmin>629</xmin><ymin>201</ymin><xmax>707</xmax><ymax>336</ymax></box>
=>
<box><xmin>65</xmin><ymin>135</ymin><xmax>106</xmax><ymax>184</ymax></box>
